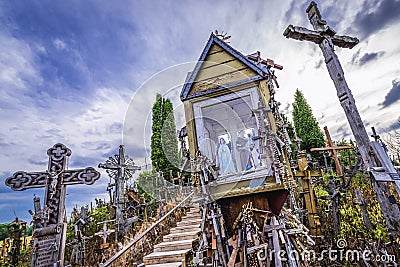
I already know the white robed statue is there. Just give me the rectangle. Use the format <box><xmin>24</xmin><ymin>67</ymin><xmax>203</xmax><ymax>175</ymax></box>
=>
<box><xmin>216</xmin><ymin>138</ymin><xmax>236</xmax><ymax>175</ymax></box>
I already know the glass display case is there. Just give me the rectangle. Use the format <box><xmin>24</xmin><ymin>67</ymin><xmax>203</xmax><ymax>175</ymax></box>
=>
<box><xmin>193</xmin><ymin>87</ymin><xmax>271</xmax><ymax>179</ymax></box>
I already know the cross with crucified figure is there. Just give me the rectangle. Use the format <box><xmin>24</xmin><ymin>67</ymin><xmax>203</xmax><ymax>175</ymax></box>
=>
<box><xmin>99</xmin><ymin>145</ymin><xmax>140</xmax><ymax>243</ymax></box>
<box><xmin>5</xmin><ymin>143</ymin><xmax>101</xmax><ymax>267</ymax></box>
<box><xmin>6</xmin><ymin>143</ymin><xmax>100</xmax><ymax>225</ymax></box>
<box><xmin>284</xmin><ymin>1</ymin><xmax>400</xmax><ymax>237</ymax></box>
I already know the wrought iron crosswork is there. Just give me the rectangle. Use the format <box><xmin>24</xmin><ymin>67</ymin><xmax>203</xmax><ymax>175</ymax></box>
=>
<box><xmin>98</xmin><ymin>145</ymin><xmax>140</xmax><ymax>242</ymax></box>
<box><xmin>6</xmin><ymin>143</ymin><xmax>100</xmax><ymax>225</ymax></box>
<box><xmin>4</xmin><ymin>143</ymin><xmax>101</xmax><ymax>267</ymax></box>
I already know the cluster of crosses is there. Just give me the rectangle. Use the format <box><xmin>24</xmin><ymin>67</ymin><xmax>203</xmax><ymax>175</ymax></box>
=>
<box><xmin>4</xmin><ymin>143</ymin><xmax>140</xmax><ymax>267</ymax></box>
<box><xmin>3</xmin><ymin>1</ymin><xmax>400</xmax><ymax>267</ymax></box>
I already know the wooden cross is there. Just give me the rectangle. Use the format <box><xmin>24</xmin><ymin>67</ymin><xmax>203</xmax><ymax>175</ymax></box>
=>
<box><xmin>310</xmin><ymin>126</ymin><xmax>353</xmax><ymax>176</ymax></box>
<box><xmin>95</xmin><ymin>220</ymin><xmax>115</xmax><ymax>249</ymax></box>
<box><xmin>98</xmin><ymin>145</ymin><xmax>140</xmax><ymax>242</ymax></box>
<box><xmin>7</xmin><ymin>217</ymin><xmax>27</xmax><ymax>266</ymax></box>
<box><xmin>284</xmin><ymin>1</ymin><xmax>400</xmax><ymax>236</ymax></box>
<box><xmin>247</xmin><ymin>51</ymin><xmax>283</xmax><ymax>70</ymax></box>
<box><xmin>5</xmin><ymin>143</ymin><xmax>101</xmax><ymax>267</ymax></box>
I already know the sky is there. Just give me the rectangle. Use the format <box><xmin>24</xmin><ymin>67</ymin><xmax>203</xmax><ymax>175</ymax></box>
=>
<box><xmin>0</xmin><ymin>0</ymin><xmax>399</xmax><ymax>223</ymax></box>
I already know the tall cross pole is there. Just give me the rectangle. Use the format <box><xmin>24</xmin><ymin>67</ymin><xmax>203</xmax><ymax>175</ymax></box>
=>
<box><xmin>98</xmin><ymin>145</ymin><xmax>140</xmax><ymax>243</ymax></box>
<box><xmin>5</xmin><ymin>143</ymin><xmax>101</xmax><ymax>267</ymax></box>
<box><xmin>284</xmin><ymin>1</ymin><xmax>400</xmax><ymax>236</ymax></box>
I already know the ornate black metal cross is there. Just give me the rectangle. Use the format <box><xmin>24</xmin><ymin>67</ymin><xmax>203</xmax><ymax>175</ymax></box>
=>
<box><xmin>284</xmin><ymin>1</ymin><xmax>400</xmax><ymax>236</ymax></box>
<box><xmin>98</xmin><ymin>145</ymin><xmax>140</xmax><ymax>242</ymax></box>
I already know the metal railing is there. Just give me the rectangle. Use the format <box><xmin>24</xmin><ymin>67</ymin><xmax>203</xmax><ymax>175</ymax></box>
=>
<box><xmin>101</xmin><ymin>191</ymin><xmax>194</xmax><ymax>266</ymax></box>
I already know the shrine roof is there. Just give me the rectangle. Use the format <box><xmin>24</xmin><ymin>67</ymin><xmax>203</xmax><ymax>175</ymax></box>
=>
<box><xmin>180</xmin><ymin>33</ymin><xmax>270</xmax><ymax>101</ymax></box>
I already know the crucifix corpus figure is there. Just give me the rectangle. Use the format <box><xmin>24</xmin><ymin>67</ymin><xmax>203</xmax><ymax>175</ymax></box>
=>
<box><xmin>5</xmin><ymin>143</ymin><xmax>101</xmax><ymax>267</ymax></box>
<box><xmin>98</xmin><ymin>145</ymin><xmax>140</xmax><ymax>243</ymax></box>
<box><xmin>284</xmin><ymin>1</ymin><xmax>400</xmax><ymax>237</ymax></box>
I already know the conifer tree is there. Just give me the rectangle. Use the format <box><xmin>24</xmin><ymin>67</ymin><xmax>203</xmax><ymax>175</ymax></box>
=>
<box><xmin>292</xmin><ymin>89</ymin><xmax>325</xmax><ymax>158</ymax></box>
<box><xmin>150</xmin><ymin>94</ymin><xmax>179</xmax><ymax>180</ymax></box>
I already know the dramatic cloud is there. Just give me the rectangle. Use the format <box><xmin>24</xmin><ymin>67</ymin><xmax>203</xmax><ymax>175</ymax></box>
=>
<box><xmin>351</xmin><ymin>50</ymin><xmax>385</xmax><ymax>66</ymax></box>
<box><xmin>382</xmin><ymin>79</ymin><xmax>400</xmax><ymax>107</ymax></box>
<box><xmin>353</xmin><ymin>0</ymin><xmax>400</xmax><ymax>38</ymax></box>
<box><xmin>384</xmin><ymin>118</ymin><xmax>400</xmax><ymax>132</ymax></box>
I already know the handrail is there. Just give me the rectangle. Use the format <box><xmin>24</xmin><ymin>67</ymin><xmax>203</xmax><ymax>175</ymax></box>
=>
<box><xmin>101</xmin><ymin>191</ymin><xmax>194</xmax><ymax>266</ymax></box>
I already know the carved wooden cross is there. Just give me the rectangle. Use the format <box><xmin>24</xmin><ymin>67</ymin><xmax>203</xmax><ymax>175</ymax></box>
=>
<box><xmin>284</xmin><ymin>1</ymin><xmax>400</xmax><ymax>236</ymax></box>
<box><xmin>98</xmin><ymin>145</ymin><xmax>140</xmax><ymax>242</ymax></box>
<box><xmin>5</xmin><ymin>143</ymin><xmax>100</xmax><ymax>267</ymax></box>
<box><xmin>310</xmin><ymin>126</ymin><xmax>353</xmax><ymax>176</ymax></box>
<box><xmin>95</xmin><ymin>220</ymin><xmax>115</xmax><ymax>249</ymax></box>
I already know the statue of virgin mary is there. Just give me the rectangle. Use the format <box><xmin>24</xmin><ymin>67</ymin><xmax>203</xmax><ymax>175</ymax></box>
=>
<box><xmin>216</xmin><ymin>137</ymin><xmax>236</xmax><ymax>175</ymax></box>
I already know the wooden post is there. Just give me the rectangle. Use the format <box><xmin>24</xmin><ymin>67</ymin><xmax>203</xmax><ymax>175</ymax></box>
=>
<box><xmin>294</xmin><ymin>151</ymin><xmax>322</xmax><ymax>237</ymax></box>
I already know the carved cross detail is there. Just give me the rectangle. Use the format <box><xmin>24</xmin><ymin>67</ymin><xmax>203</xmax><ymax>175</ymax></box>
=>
<box><xmin>95</xmin><ymin>221</ymin><xmax>115</xmax><ymax>246</ymax></box>
<box><xmin>98</xmin><ymin>145</ymin><xmax>140</xmax><ymax>242</ymax></box>
<box><xmin>5</xmin><ymin>143</ymin><xmax>101</xmax><ymax>225</ymax></box>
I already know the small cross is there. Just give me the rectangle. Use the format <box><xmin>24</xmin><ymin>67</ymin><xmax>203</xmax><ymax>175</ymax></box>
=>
<box><xmin>293</xmin><ymin>134</ymin><xmax>302</xmax><ymax>152</ymax></box>
<box><xmin>310</xmin><ymin>126</ymin><xmax>353</xmax><ymax>177</ymax></box>
<box><xmin>370</xmin><ymin>126</ymin><xmax>381</xmax><ymax>142</ymax></box>
<box><xmin>95</xmin><ymin>220</ymin><xmax>115</xmax><ymax>246</ymax></box>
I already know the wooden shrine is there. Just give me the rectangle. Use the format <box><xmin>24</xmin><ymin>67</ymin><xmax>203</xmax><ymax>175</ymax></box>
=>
<box><xmin>180</xmin><ymin>34</ymin><xmax>308</xmax><ymax>266</ymax></box>
<box><xmin>180</xmin><ymin>33</ymin><xmax>299</xmax><ymax>240</ymax></box>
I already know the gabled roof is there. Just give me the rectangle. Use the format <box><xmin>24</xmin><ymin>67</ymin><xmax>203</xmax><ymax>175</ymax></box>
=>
<box><xmin>180</xmin><ymin>33</ymin><xmax>269</xmax><ymax>101</ymax></box>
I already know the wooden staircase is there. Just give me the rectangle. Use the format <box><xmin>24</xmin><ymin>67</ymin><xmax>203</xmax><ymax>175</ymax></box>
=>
<box><xmin>143</xmin><ymin>205</ymin><xmax>201</xmax><ymax>267</ymax></box>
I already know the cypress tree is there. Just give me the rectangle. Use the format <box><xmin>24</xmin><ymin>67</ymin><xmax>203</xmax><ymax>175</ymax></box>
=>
<box><xmin>150</xmin><ymin>94</ymin><xmax>179</xmax><ymax>180</ymax></box>
<box><xmin>292</xmin><ymin>89</ymin><xmax>325</xmax><ymax>159</ymax></box>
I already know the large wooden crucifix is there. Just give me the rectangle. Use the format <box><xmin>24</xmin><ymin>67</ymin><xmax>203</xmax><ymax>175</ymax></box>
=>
<box><xmin>284</xmin><ymin>1</ymin><xmax>400</xmax><ymax>236</ymax></box>
<box><xmin>5</xmin><ymin>143</ymin><xmax>101</xmax><ymax>267</ymax></box>
<box><xmin>98</xmin><ymin>145</ymin><xmax>140</xmax><ymax>243</ymax></box>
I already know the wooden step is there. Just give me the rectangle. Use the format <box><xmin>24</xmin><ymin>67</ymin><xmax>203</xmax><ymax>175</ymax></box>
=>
<box><xmin>177</xmin><ymin>218</ymin><xmax>202</xmax><ymax>227</ymax></box>
<box><xmin>145</xmin><ymin>262</ymin><xmax>182</xmax><ymax>267</ymax></box>
<box><xmin>143</xmin><ymin>249</ymin><xmax>190</xmax><ymax>265</ymax></box>
<box><xmin>154</xmin><ymin>239</ymin><xmax>194</xmax><ymax>252</ymax></box>
<box><xmin>170</xmin><ymin>224</ymin><xmax>200</xmax><ymax>234</ymax></box>
<box><xmin>163</xmin><ymin>231</ymin><xmax>199</xmax><ymax>242</ymax></box>
<box><xmin>182</xmin><ymin>214</ymin><xmax>201</xmax><ymax>220</ymax></box>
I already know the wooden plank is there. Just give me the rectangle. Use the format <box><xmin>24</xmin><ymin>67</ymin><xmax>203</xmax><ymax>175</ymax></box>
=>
<box><xmin>200</xmin><ymin>58</ymin><xmax>237</xmax><ymax>70</ymax></box>
<box><xmin>183</xmin><ymin>101</ymin><xmax>197</xmax><ymax>157</ymax></box>
<box><xmin>195</xmin><ymin>63</ymin><xmax>250</xmax><ymax>82</ymax></box>
<box><xmin>190</xmin><ymin>68</ymin><xmax>257</xmax><ymax>94</ymax></box>
<box><xmin>204</xmin><ymin>49</ymin><xmax>237</xmax><ymax>64</ymax></box>
<box><xmin>310</xmin><ymin>145</ymin><xmax>353</xmax><ymax>151</ymax></box>
<box><xmin>201</xmin><ymin>58</ymin><xmax>250</xmax><ymax>72</ymax></box>
<box><xmin>208</xmin><ymin>44</ymin><xmax>225</xmax><ymax>55</ymax></box>
<box><xmin>270</xmin><ymin>217</ymin><xmax>282</xmax><ymax>267</ymax></box>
